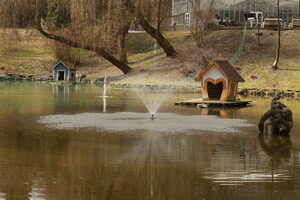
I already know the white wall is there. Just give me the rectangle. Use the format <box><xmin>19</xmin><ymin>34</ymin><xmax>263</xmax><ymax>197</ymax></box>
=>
<box><xmin>202</xmin><ymin>65</ymin><xmax>228</xmax><ymax>88</ymax></box>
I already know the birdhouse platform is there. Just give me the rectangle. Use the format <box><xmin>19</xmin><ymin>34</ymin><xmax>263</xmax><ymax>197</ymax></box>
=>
<box><xmin>175</xmin><ymin>98</ymin><xmax>251</xmax><ymax>107</ymax></box>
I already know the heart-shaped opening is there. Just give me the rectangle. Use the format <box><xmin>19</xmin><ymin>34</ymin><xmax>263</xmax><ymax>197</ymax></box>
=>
<box><xmin>207</xmin><ymin>81</ymin><xmax>223</xmax><ymax>100</ymax></box>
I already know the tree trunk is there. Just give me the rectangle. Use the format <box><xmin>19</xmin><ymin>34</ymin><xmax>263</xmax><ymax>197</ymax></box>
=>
<box><xmin>117</xmin><ymin>28</ymin><xmax>129</xmax><ymax>64</ymax></box>
<box><xmin>272</xmin><ymin>0</ymin><xmax>280</xmax><ymax>70</ymax></box>
<box><xmin>199</xmin><ymin>49</ymin><xmax>208</xmax><ymax>67</ymax></box>
<box><xmin>257</xmin><ymin>25</ymin><xmax>261</xmax><ymax>46</ymax></box>
<box><xmin>123</xmin><ymin>0</ymin><xmax>177</xmax><ymax>57</ymax></box>
<box><xmin>139</xmin><ymin>17</ymin><xmax>177</xmax><ymax>57</ymax></box>
<box><xmin>36</xmin><ymin>22</ymin><xmax>132</xmax><ymax>74</ymax></box>
<box><xmin>157</xmin><ymin>0</ymin><xmax>162</xmax><ymax>32</ymax></box>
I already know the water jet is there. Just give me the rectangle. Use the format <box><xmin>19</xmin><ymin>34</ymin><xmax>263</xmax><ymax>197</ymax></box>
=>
<box><xmin>136</xmin><ymin>89</ymin><xmax>170</xmax><ymax>118</ymax></box>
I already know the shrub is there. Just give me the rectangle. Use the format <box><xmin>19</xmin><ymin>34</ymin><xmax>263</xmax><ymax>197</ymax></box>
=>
<box><xmin>53</xmin><ymin>41</ymin><xmax>81</xmax><ymax>66</ymax></box>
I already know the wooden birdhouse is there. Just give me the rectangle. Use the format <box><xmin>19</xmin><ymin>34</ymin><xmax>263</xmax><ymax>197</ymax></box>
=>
<box><xmin>196</xmin><ymin>60</ymin><xmax>244</xmax><ymax>101</ymax></box>
<box><xmin>53</xmin><ymin>61</ymin><xmax>77</xmax><ymax>82</ymax></box>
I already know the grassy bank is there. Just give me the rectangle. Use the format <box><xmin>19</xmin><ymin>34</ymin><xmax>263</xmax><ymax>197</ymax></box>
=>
<box><xmin>1</xmin><ymin>28</ymin><xmax>300</xmax><ymax>90</ymax></box>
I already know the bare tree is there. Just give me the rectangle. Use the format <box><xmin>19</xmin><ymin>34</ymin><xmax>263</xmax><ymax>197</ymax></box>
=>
<box><xmin>154</xmin><ymin>0</ymin><xmax>173</xmax><ymax>32</ymax></box>
<box><xmin>189</xmin><ymin>0</ymin><xmax>216</xmax><ymax>66</ymax></box>
<box><xmin>190</xmin><ymin>0</ymin><xmax>215</xmax><ymax>48</ymax></box>
<box><xmin>257</xmin><ymin>23</ymin><xmax>261</xmax><ymax>46</ymax></box>
<box><xmin>0</xmin><ymin>0</ymin><xmax>133</xmax><ymax>74</ymax></box>
<box><xmin>122</xmin><ymin>0</ymin><xmax>177</xmax><ymax>57</ymax></box>
<box><xmin>1</xmin><ymin>0</ymin><xmax>177</xmax><ymax>74</ymax></box>
<box><xmin>116</xmin><ymin>3</ymin><xmax>133</xmax><ymax>64</ymax></box>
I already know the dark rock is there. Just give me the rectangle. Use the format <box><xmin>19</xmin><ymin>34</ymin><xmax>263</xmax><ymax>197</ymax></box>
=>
<box><xmin>259</xmin><ymin>95</ymin><xmax>293</xmax><ymax>135</ymax></box>
<box><xmin>238</xmin><ymin>88</ymin><xmax>249</xmax><ymax>95</ymax></box>
<box><xmin>5</xmin><ymin>72</ymin><xmax>15</xmax><ymax>77</ymax></box>
<box><xmin>27</xmin><ymin>75</ymin><xmax>35</xmax><ymax>79</ymax></box>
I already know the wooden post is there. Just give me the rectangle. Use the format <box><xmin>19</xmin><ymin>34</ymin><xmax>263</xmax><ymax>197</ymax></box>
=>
<box><xmin>272</xmin><ymin>0</ymin><xmax>281</xmax><ymax>70</ymax></box>
<box><xmin>229</xmin><ymin>4</ymin><xmax>231</xmax><ymax>20</ymax></box>
<box><xmin>234</xmin><ymin>3</ymin><xmax>236</xmax><ymax>22</ymax></box>
<box><xmin>238</xmin><ymin>4</ymin><xmax>241</xmax><ymax>23</ymax></box>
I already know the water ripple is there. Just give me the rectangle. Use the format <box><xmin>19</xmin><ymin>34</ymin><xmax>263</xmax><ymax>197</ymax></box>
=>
<box><xmin>38</xmin><ymin>112</ymin><xmax>253</xmax><ymax>133</ymax></box>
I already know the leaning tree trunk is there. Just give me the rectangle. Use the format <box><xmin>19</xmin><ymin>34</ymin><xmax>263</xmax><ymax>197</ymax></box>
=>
<box><xmin>117</xmin><ymin>28</ymin><xmax>129</xmax><ymax>64</ymax></box>
<box><xmin>272</xmin><ymin>0</ymin><xmax>280</xmax><ymax>70</ymax></box>
<box><xmin>36</xmin><ymin>20</ymin><xmax>132</xmax><ymax>74</ymax></box>
<box><xmin>139</xmin><ymin>17</ymin><xmax>177</xmax><ymax>57</ymax></box>
<box><xmin>123</xmin><ymin>0</ymin><xmax>177</xmax><ymax>57</ymax></box>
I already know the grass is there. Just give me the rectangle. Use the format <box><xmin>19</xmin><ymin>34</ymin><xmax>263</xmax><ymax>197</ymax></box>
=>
<box><xmin>1</xmin><ymin>28</ymin><xmax>300</xmax><ymax>90</ymax></box>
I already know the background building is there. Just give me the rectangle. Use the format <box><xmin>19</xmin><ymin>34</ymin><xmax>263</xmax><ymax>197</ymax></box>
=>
<box><xmin>172</xmin><ymin>0</ymin><xmax>300</xmax><ymax>27</ymax></box>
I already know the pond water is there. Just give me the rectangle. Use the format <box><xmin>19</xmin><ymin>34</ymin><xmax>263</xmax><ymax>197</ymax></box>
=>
<box><xmin>0</xmin><ymin>81</ymin><xmax>300</xmax><ymax>200</ymax></box>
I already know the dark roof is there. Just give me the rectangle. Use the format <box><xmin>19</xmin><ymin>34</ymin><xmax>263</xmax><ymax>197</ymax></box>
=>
<box><xmin>196</xmin><ymin>60</ymin><xmax>244</xmax><ymax>82</ymax></box>
<box><xmin>53</xmin><ymin>61</ymin><xmax>77</xmax><ymax>70</ymax></box>
<box><xmin>214</xmin><ymin>60</ymin><xmax>244</xmax><ymax>82</ymax></box>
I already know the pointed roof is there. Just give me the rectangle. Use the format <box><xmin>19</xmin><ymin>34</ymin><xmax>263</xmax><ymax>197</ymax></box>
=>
<box><xmin>196</xmin><ymin>60</ymin><xmax>244</xmax><ymax>82</ymax></box>
<box><xmin>53</xmin><ymin>61</ymin><xmax>77</xmax><ymax>70</ymax></box>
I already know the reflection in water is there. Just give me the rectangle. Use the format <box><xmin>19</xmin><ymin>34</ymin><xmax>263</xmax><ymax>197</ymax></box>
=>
<box><xmin>102</xmin><ymin>84</ymin><xmax>107</xmax><ymax>113</ymax></box>
<box><xmin>115</xmin><ymin>134</ymin><xmax>167</xmax><ymax>162</ymax></box>
<box><xmin>29</xmin><ymin>177</ymin><xmax>46</xmax><ymax>200</ymax></box>
<box><xmin>0</xmin><ymin>193</ymin><xmax>6</xmax><ymax>200</ymax></box>
<box><xmin>200</xmin><ymin>107</ymin><xmax>247</xmax><ymax>119</ymax></box>
<box><xmin>200</xmin><ymin>133</ymin><xmax>294</xmax><ymax>186</ymax></box>
<box><xmin>1</xmin><ymin>81</ymin><xmax>300</xmax><ymax>199</ymax></box>
<box><xmin>103</xmin><ymin>93</ymin><xmax>107</xmax><ymax>113</ymax></box>
<box><xmin>53</xmin><ymin>85</ymin><xmax>70</xmax><ymax>108</ymax></box>
<box><xmin>204</xmin><ymin>171</ymin><xmax>292</xmax><ymax>185</ymax></box>
<box><xmin>259</xmin><ymin>133</ymin><xmax>292</xmax><ymax>169</ymax></box>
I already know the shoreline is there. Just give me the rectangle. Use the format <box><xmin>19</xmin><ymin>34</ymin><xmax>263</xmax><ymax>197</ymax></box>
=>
<box><xmin>1</xmin><ymin>75</ymin><xmax>300</xmax><ymax>98</ymax></box>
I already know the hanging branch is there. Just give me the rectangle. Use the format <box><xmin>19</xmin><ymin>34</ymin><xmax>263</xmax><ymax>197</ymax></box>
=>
<box><xmin>34</xmin><ymin>1</ymin><xmax>132</xmax><ymax>74</ymax></box>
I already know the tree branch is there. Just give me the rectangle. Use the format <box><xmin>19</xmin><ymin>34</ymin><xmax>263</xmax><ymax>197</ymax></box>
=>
<box><xmin>35</xmin><ymin>12</ymin><xmax>132</xmax><ymax>74</ymax></box>
<box><xmin>122</xmin><ymin>0</ymin><xmax>177</xmax><ymax>57</ymax></box>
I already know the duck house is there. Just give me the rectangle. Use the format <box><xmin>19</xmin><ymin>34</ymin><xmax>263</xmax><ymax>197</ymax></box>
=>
<box><xmin>53</xmin><ymin>61</ymin><xmax>76</xmax><ymax>82</ymax></box>
<box><xmin>196</xmin><ymin>60</ymin><xmax>244</xmax><ymax>101</ymax></box>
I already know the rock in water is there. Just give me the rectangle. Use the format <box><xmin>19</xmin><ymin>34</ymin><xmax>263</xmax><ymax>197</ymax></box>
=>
<box><xmin>258</xmin><ymin>95</ymin><xmax>293</xmax><ymax>135</ymax></box>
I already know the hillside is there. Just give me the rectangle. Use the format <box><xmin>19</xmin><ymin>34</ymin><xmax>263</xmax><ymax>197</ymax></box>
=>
<box><xmin>1</xmin><ymin>28</ymin><xmax>300</xmax><ymax>89</ymax></box>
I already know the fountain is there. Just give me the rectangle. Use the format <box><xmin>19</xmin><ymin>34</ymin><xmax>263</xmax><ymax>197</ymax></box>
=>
<box><xmin>103</xmin><ymin>77</ymin><xmax>108</xmax><ymax>98</ymax></box>
<box><xmin>136</xmin><ymin>89</ymin><xmax>170</xmax><ymax>119</ymax></box>
<box><xmin>38</xmin><ymin>75</ymin><xmax>253</xmax><ymax>133</ymax></box>
<box><xmin>135</xmin><ymin>42</ymin><xmax>165</xmax><ymax>120</ymax></box>
<box><xmin>153</xmin><ymin>42</ymin><xmax>157</xmax><ymax>57</ymax></box>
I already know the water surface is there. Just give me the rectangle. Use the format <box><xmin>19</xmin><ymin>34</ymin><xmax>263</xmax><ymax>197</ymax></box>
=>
<box><xmin>0</xmin><ymin>81</ymin><xmax>300</xmax><ymax>200</ymax></box>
